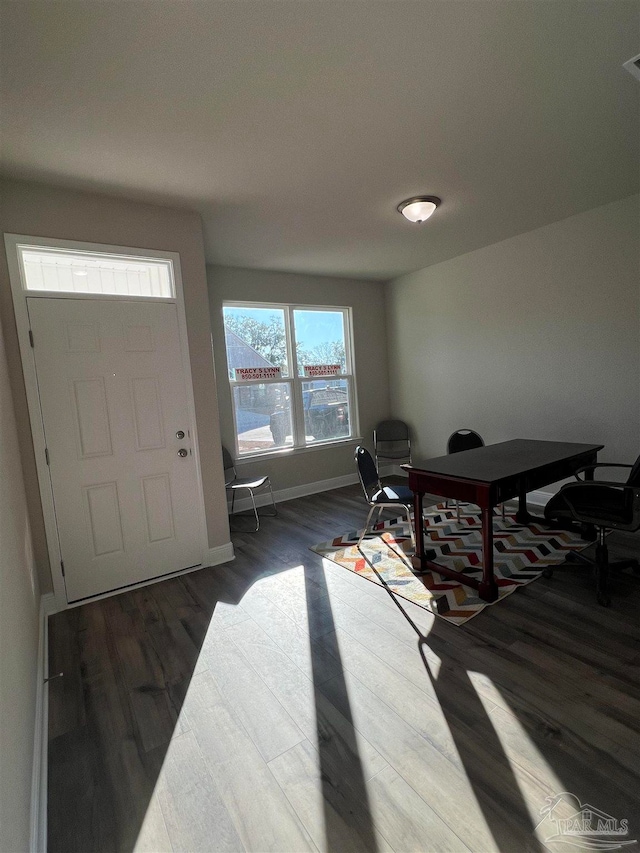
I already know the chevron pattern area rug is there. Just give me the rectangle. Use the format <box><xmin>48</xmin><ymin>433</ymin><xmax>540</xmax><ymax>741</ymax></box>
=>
<box><xmin>311</xmin><ymin>504</ymin><xmax>590</xmax><ymax>625</ymax></box>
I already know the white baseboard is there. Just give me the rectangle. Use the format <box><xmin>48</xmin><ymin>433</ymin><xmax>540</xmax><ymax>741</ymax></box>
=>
<box><xmin>228</xmin><ymin>472</ymin><xmax>355</xmax><ymax>513</ymax></box>
<box><xmin>229</xmin><ymin>473</ymin><xmax>554</xmax><ymax>517</ymax></box>
<box><xmin>202</xmin><ymin>541</ymin><xmax>235</xmax><ymax>567</ymax></box>
<box><xmin>228</xmin><ymin>466</ymin><xmax>396</xmax><ymax>514</ymax></box>
<box><xmin>526</xmin><ymin>489</ymin><xmax>554</xmax><ymax>508</ymax></box>
<box><xmin>387</xmin><ymin>464</ymin><xmax>409</xmax><ymax>478</ymax></box>
<box><xmin>31</xmin><ymin>593</ymin><xmax>55</xmax><ymax>853</ymax></box>
<box><xmin>464</xmin><ymin>491</ymin><xmax>554</xmax><ymax>511</ymax></box>
<box><xmin>41</xmin><ymin>592</ymin><xmax>58</xmax><ymax>619</ymax></box>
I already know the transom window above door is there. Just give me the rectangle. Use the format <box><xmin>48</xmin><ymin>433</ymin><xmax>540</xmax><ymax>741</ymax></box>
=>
<box><xmin>17</xmin><ymin>245</ymin><xmax>175</xmax><ymax>298</ymax></box>
<box><xmin>223</xmin><ymin>302</ymin><xmax>359</xmax><ymax>456</ymax></box>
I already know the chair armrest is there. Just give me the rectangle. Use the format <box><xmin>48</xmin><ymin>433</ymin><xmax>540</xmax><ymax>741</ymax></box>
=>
<box><xmin>573</xmin><ymin>462</ymin><xmax>632</xmax><ymax>481</ymax></box>
<box><xmin>557</xmin><ymin>481</ymin><xmax>637</xmax><ymax>524</ymax></box>
<box><xmin>563</xmin><ymin>480</ymin><xmax>632</xmax><ymax>492</ymax></box>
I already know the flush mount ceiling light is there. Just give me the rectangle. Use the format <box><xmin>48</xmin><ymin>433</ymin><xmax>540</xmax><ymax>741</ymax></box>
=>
<box><xmin>397</xmin><ymin>195</ymin><xmax>441</xmax><ymax>223</ymax></box>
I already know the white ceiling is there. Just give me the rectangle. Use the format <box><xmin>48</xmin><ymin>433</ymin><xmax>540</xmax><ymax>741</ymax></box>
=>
<box><xmin>1</xmin><ymin>1</ymin><xmax>638</xmax><ymax>280</ymax></box>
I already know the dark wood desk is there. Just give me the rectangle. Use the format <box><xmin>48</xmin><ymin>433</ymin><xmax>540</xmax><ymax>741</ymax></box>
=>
<box><xmin>403</xmin><ymin>439</ymin><xmax>603</xmax><ymax>602</ymax></box>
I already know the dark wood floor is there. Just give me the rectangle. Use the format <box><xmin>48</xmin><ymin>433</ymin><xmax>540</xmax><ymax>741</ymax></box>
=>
<box><xmin>48</xmin><ymin>485</ymin><xmax>640</xmax><ymax>853</ymax></box>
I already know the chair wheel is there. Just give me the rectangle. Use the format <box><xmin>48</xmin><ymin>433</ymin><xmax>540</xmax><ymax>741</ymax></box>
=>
<box><xmin>597</xmin><ymin>592</ymin><xmax>611</xmax><ymax>607</ymax></box>
<box><xmin>542</xmin><ymin>567</ymin><xmax>554</xmax><ymax>579</ymax></box>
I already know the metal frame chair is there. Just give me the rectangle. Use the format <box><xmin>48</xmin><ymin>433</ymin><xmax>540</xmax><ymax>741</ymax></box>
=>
<box><xmin>446</xmin><ymin>429</ymin><xmax>505</xmax><ymax>522</ymax></box>
<box><xmin>374</xmin><ymin>420</ymin><xmax>411</xmax><ymax>469</ymax></box>
<box><xmin>354</xmin><ymin>445</ymin><xmax>415</xmax><ymax>551</ymax></box>
<box><xmin>447</xmin><ymin>428</ymin><xmax>484</xmax><ymax>456</ymax></box>
<box><xmin>544</xmin><ymin>457</ymin><xmax>640</xmax><ymax>606</ymax></box>
<box><xmin>222</xmin><ymin>446</ymin><xmax>277</xmax><ymax>532</ymax></box>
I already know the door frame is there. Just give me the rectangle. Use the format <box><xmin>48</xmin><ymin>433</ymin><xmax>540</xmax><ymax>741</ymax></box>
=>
<box><xmin>5</xmin><ymin>233</ymin><xmax>210</xmax><ymax>610</ymax></box>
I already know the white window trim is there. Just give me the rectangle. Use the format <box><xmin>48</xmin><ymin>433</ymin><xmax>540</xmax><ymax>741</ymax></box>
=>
<box><xmin>223</xmin><ymin>300</ymin><xmax>360</xmax><ymax>457</ymax></box>
<box><xmin>14</xmin><ymin>238</ymin><xmax>178</xmax><ymax>301</ymax></box>
<box><xmin>234</xmin><ymin>436</ymin><xmax>365</xmax><ymax>464</ymax></box>
<box><xmin>5</xmin><ymin>233</ymin><xmax>210</xmax><ymax>610</ymax></box>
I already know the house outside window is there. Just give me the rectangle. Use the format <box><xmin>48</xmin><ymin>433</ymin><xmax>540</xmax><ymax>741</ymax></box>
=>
<box><xmin>222</xmin><ymin>302</ymin><xmax>358</xmax><ymax>456</ymax></box>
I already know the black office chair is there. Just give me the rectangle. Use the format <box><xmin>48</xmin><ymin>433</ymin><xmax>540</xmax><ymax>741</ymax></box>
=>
<box><xmin>446</xmin><ymin>429</ymin><xmax>506</xmax><ymax>522</ymax></box>
<box><xmin>447</xmin><ymin>428</ymin><xmax>484</xmax><ymax>456</ymax></box>
<box><xmin>354</xmin><ymin>445</ymin><xmax>415</xmax><ymax>550</ymax></box>
<box><xmin>544</xmin><ymin>455</ymin><xmax>640</xmax><ymax>606</ymax></box>
<box><xmin>374</xmin><ymin>420</ymin><xmax>411</xmax><ymax>469</ymax></box>
<box><xmin>222</xmin><ymin>446</ymin><xmax>277</xmax><ymax>532</ymax></box>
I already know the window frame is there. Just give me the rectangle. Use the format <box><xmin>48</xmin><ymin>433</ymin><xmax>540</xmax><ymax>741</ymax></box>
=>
<box><xmin>14</xmin><ymin>241</ymin><xmax>177</xmax><ymax>301</ymax></box>
<box><xmin>223</xmin><ymin>300</ymin><xmax>360</xmax><ymax>458</ymax></box>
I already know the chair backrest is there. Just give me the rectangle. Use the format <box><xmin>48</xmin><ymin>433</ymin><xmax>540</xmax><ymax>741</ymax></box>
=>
<box><xmin>221</xmin><ymin>446</ymin><xmax>236</xmax><ymax>484</ymax></box>
<box><xmin>447</xmin><ymin>429</ymin><xmax>484</xmax><ymax>455</ymax></box>
<box><xmin>375</xmin><ymin>419</ymin><xmax>409</xmax><ymax>443</ymax></box>
<box><xmin>355</xmin><ymin>446</ymin><xmax>381</xmax><ymax>501</ymax></box>
<box><xmin>627</xmin><ymin>453</ymin><xmax>640</xmax><ymax>486</ymax></box>
<box><xmin>374</xmin><ymin>419</ymin><xmax>411</xmax><ymax>464</ymax></box>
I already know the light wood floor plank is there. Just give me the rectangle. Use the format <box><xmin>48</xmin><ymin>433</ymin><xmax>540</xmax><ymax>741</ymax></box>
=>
<box><xmin>156</xmin><ymin>730</ymin><xmax>244</xmax><ymax>852</ymax></box>
<box><xmin>225</xmin><ymin>616</ymin><xmax>388</xmax><ymax>781</ymax></box>
<box><xmin>130</xmin><ymin>792</ymin><xmax>173</xmax><ymax>853</ymax></box>
<box><xmin>268</xmin><ymin>739</ymin><xmax>391</xmax><ymax>853</ymax></box>
<box><xmin>319</xmin><ymin>669</ymin><xmax>538</xmax><ymax>853</ymax></box>
<box><xmin>366</xmin><ymin>765</ymin><xmax>473</xmax><ymax>853</ymax></box>
<box><xmin>198</xmin><ymin>624</ymin><xmax>306</xmax><ymax>763</ymax></box>
<box><xmin>318</xmin><ymin>624</ymin><xmax>590</xmax><ymax>847</ymax></box>
<box><xmin>232</xmin><ymin>575</ymin><xmax>343</xmax><ymax>684</ymax></box>
<box><xmin>184</xmin><ymin>670</ymin><xmax>316</xmax><ymax>852</ymax></box>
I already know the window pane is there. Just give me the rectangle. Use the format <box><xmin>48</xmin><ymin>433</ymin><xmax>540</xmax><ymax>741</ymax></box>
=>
<box><xmin>301</xmin><ymin>379</ymin><xmax>351</xmax><ymax>443</ymax></box>
<box><xmin>223</xmin><ymin>306</ymin><xmax>289</xmax><ymax>379</ymax></box>
<box><xmin>293</xmin><ymin>309</ymin><xmax>346</xmax><ymax>377</ymax></box>
<box><xmin>233</xmin><ymin>383</ymin><xmax>293</xmax><ymax>454</ymax></box>
<box><xmin>19</xmin><ymin>247</ymin><xmax>174</xmax><ymax>297</ymax></box>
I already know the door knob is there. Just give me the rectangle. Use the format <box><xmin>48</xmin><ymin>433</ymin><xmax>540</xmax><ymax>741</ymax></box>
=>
<box><xmin>176</xmin><ymin>430</ymin><xmax>185</xmax><ymax>439</ymax></box>
<box><xmin>177</xmin><ymin>448</ymin><xmax>188</xmax><ymax>457</ymax></box>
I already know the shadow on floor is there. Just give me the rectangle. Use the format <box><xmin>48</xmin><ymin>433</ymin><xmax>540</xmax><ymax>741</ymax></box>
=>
<box><xmin>352</xmin><ymin>532</ymin><xmax>640</xmax><ymax>853</ymax></box>
<box><xmin>47</xmin><ymin>490</ymin><xmax>640</xmax><ymax>852</ymax></box>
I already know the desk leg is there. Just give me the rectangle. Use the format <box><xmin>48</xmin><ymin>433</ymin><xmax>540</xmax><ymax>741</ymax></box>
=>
<box><xmin>515</xmin><ymin>483</ymin><xmax>531</xmax><ymax>525</ymax></box>
<box><xmin>413</xmin><ymin>491</ymin><xmax>425</xmax><ymax>568</ymax></box>
<box><xmin>581</xmin><ymin>464</ymin><xmax>597</xmax><ymax>541</ymax></box>
<box><xmin>479</xmin><ymin>506</ymin><xmax>499</xmax><ymax>602</ymax></box>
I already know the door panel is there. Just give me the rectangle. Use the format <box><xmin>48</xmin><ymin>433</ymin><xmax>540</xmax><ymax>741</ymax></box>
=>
<box><xmin>84</xmin><ymin>481</ymin><xmax>124</xmax><ymax>556</ymax></box>
<box><xmin>71</xmin><ymin>377</ymin><xmax>113</xmax><ymax>457</ymax></box>
<box><xmin>130</xmin><ymin>377</ymin><xmax>165</xmax><ymax>451</ymax></box>
<box><xmin>28</xmin><ymin>297</ymin><xmax>203</xmax><ymax>601</ymax></box>
<box><xmin>141</xmin><ymin>474</ymin><xmax>176</xmax><ymax>543</ymax></box>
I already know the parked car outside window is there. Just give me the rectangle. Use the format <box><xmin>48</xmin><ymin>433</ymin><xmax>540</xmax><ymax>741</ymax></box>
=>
<box><xmin>270</xmin><ymin>385</ymin><xmax>350</xmax><ymax>445</ymax></box>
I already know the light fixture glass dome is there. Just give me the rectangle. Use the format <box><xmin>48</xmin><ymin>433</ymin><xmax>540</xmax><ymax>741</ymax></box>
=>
<box><xmin>397</xmin><ymin>196</ymin><xmax>441</xmax><ymax>223</ymax></box>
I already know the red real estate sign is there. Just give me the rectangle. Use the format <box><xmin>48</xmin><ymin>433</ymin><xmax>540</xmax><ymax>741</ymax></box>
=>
<box><xmin>303</xmin><ymin>364</ymin><xmax>341</xmax><ymax>377</ymax></box>
<box><xmin>234</xmin><ymin>367</ymin><xmax>282</xmax><ymax>381</ymax></box>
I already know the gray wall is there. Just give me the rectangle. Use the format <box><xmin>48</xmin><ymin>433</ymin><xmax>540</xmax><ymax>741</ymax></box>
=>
<box><xmin>385</xmin><ymin>194</ymin><xmax>640</xmax><ymax>483</ymax></box>
<box><xmin>0</xmin><ymin>315</ymin><xmax>40</xmax><ymax>853</ymax></box>
<box><xmin>208</xmin><ymin>265</ymin><xmax>390</xmax><ymax>490</ymax></box>
<box><xmin>0</xmin><ymin>179</ymin><xmax>230</xmax><ymax>593</ymax></box>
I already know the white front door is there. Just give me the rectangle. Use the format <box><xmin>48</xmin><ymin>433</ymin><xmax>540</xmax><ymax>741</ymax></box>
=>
<box><xmin>28</xmin><ymin>297</ymin><xmax>204</xmax><ymax>602</ymax></box>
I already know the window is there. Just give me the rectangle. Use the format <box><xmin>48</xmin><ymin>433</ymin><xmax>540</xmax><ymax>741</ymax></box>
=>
<box><xmin>17</xmin><ymin>245</ymin><xmax>174</xmax><ymax>298</ymax></box>
<box><xmin>223</xmin><ymin>303</ymin><xmax>357</xmax><ymax>455</ymax></box>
